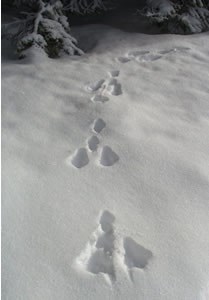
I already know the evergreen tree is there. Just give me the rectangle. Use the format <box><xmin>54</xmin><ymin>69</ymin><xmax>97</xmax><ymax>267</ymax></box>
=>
<box><xmin>145</xmin><ymin>0</ymin><xmax>209</xmax><ymax>33</ymax></box>
<box><xmin>63</xmin><ymin>0</ymin><xmax>106</xmax><ymax>14</ymax></box>
<box><xmin>3</xmin><ymin>0</ymin><xmax>110</xmax><ymax>58</ymax></box>
<box><xmin>6</xmin><ymin>0</ymin><xmax>87</xmax><ymax>58</ymax></box>
<box><xmin>2</xmin><ymin>0</ymin><xmax>209</xmax><ymax>59</ymax></box>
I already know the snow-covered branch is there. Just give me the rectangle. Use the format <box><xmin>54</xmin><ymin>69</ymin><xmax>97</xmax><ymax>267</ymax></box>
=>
<box><xmin>4</xmin><ymin>0</ymin><xmax>84</xmax><ymax>58</ymax></box>
<box><xmin>63</xmin><ymin>0</ymin><xmax>106</xmax><ymax>14</ymax></box>
<box><xmin>145</xmin><ymin>0</ymin><xmax>209</xmax><ymax>33</ymax></box>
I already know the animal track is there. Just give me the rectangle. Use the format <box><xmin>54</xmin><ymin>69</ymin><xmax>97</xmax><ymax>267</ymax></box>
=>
<box><xmin>100</xmin><ymin>210</ymin><xmax>115</xmax><ymax>230</ymax></box>
<box><xmin>74</xmin><ymin>211</ymin><xmax>153</xmax><ymax>284</ymax></box>
<box><xmin>86</xmin><ymin>249</ymin><xmax>115</xmax><ymax>282</ymax></box>
<box><xmin>127</xmin><ymin>50</ymin><xmax>150</xmax><ymax>58</ymax></box>
<box><xmin>117</xmin><ymin>57</ymin><xmax>131</xmax><ymax>63</ymax></box>
<box><xmin>92</xmin><ymin>118</ymin><xmax>106</xmax><ymax>134</ymax></box>
<box><xmin>138</xmin><ymin>54</ymin><xmax>162</xmax><ymax>62</ymax></box>
<box><xmin>108</xmin><ymin>83</ymin><xmax>122</xmax><ymax>96</ymax></box>
<box><xmin>91</xmin><ymin>94</ymin><xmax>109</xmax><ymax>103</ymax></box>
<box><xmin>175</xmin><ymin>46</ymin><xmax>191</xmax><ymax>51</ymax></box>
<box><xmin>86</xmin><ymin>79</ymin><xmax>105</xmax><ymax>92</ymax></box>
<box><xmin>75</xmin><ymin>210</ymin><xmax>116</xmax><ymax>284</ymax></box>
<box><xmin>70</xmin><ymin>45</ymin><xmax>190</xmax><ymax>169</ymax></box>
<box><xmin>158</xmin><ymin>49</ymin><xmax>176</xmax><ymax>55</ymax></box>
<box><xmin>123</xmin><ymin>237</ymin><xmax>153</xmax><ymax>280</ymax></box>
<box><xmin>71</xmin><ymin>148</ymin><xmax>89</xmax><ymax>169</ymax></box>
<box><xmin>106</xmin><ymin>78</ymin><xmax>117</xmax><ymax>86</ymax></box>
<box><xmin>74</xmin><ymin>69</ymin><xmax>123</xmax><ymax>170</ymax></box>
<box><xmin>158</xmin><ymin>47</ymin><xmax>190</xmax><ymax>55</ymax></box>
<box><xmin>117</xmin><ymin>47</ymin><xmax>191</xmax><ymax>66</ymax></box>
<box><xmin>99</xmin><ymin>146</ymin><xmax>119</xmax><ymax>167</ymax></box>
<box><xmin>106</xmin><ymin>78</ymin><xmax>122</xmax><ymax>96</ymax></box>
<box><xmin>108</xmin><ymin>70</ymin><xmax>120</xmax><ymax>77</ymax></box>
<box><xmin>87</xmin><ymin>135</ymin><xmax>100</xmax><ymax>152</ymax></box>
<box><xmin>87</xmin><ymin>70</ymin><xmax>122</xmax><ymax>106</ymax></box>
<box><xmin>69</xmin><ymin>45</ymin><xmax>192</xmax><ymax>170</ymax></box>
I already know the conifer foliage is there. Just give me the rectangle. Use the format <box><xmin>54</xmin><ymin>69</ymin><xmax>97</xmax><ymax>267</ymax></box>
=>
<box><xmin>12</xmin><ymin>0</ymin><xmax>84</xmax><ymax>58</ymax></box>
<box><xmin>2</xmin><ymin>0</ymin><xmax>209</xmax><ymax>59</ymax></box>
<box><xmin>145</xmin><ymin>0</ymin><xmax>209</xmax><ymax>33</ymax></box>
<box><xmin>4</xmin><ymin>0</ymin><xmax>109</xmax><ymax>58</ymax></box>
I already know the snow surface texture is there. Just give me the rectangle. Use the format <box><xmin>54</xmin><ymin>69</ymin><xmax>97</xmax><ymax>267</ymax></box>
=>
<box><xmin>2</xmin><ymin>24</ymin><xmax>209</xmax><ymax>300</ymax></box>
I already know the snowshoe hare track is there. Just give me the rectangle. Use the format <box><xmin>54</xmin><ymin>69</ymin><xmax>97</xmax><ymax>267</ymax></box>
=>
<box><xmin>92</xmin><ymin>118</ymin><xmax>106</xmax><ymax>134</ymax></box>
<box><xmin>108</xmin><ymin>70</ymin><xmax>120</xmax><ymax>77</ymax></box>
<box><xmin>123</xmin><ymin>237</ymin><xmax>153</xmax><ymax>281</ymax></box>
<box><xmin>86</xmin><ymin>71</ymin><xmax>122</xmax><ymax>102</ymax></box>
<box><xmin>127</xmin><ymin>50</ymin><xmax>150</xmax><ymax>58</ymax></box>
<box><xmin>68</xmin><ymin>69</ymin><xmax>123</xmax><ymax>169</ymax></box>
<box><xmin>174</xmin><ymin>46</ymin><xmax>191</xmax><ymax>51</ymax></box>
<box><xmin>158</xmin><ymin>47</ymin><xmax>190</xmax><ymax>55</ymax></box>
<box><xmin>117</xmin><ymin>46</ymin><xmax>191</xmax><ymax>64</ymax></box>
<box><xmin>70</xmin><ymin>148</ymin><xmax>89</xmax><ymax>169</ymax></box>
<box><xmin>74</xmin><ymin>210</ymin><xmax>153</xmax><ymax>285</ymax></box>
<box><xmin>86</xmin><ymin>79</ymin><xmax>105</xmax><ymax>92</ymax></box>
<box><xmin>68</xmin><ymin>43</ymin><xmax>190</xmax><ymax>169</ymax></box>
<box><xmin>159</xmin><ymin>49</ymin><xmax>176</xmax><ymax>55</ymax></box>
<box><xmin>117</xmin><ymin>57</ymin><xmax>131</xmax><ymax>63</ymax></box>
<box><xmin>106</xmin><ymin>78</ymin><xmax>122</xmax><ymax>96</ymax></box>
<box><xmin>138</xmin><ymin>54</ymin><xmax>162</xmax><ymax>62</ymax></box>
<box><xmin>75</xmin><ymin>210</ymin><xmax>116</xmax><ymax>285</ymax></box>
<box><xmin>87</xmin><ymin>135</ymin><xmax>100</xmax><ymax>152</ymax></box>
<box><xmin>91</xmin><ymin>94</ymin><xmax>109</xmax><ymax>103</ymax></box>
<box><xmin>117</xmin><ymin>51</ymin><xmax>162</xmax><ymax>63</ymax></box>
<box><xmin>99</xmin><ymin>146</ymin><xmax>119</xmax><ymax>167</ymax></box>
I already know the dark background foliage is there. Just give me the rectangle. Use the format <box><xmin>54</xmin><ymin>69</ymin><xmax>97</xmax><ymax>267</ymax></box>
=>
<box><xmin>2</xmin><ymin>0</ymin><xmax>209</xmax><ymax>58</ymax></box>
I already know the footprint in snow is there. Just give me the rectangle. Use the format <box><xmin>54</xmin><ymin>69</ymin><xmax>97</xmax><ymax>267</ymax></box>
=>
<box><xmin>127</xmin><ymin>50</ymin><xmax>150</xmax><ymax>58</ymax></box>
<box><xmin>75</xmin><ymin>210</ymin><xmax>116</xmax><ymax>285</ymax></box>
<box><xmin>74</xmin><ymin>210</ymin><xmax>154</xmax><ymax>284</ymax></box>
<box><xmin>92</xmin><ymin>118</ymin><xmax>106</xmax><ymax>134</ymax></box>
<box><xmin>70</xmin><ymin>148</ymin><xmax>89</xmax><ymax>169</ymax></box>
<box><xmin>108</xmin><ymin>70</ymin><xmax>120</xmax><ymax>77</ymax></box>
<box><xmin>107</xmin><ymin>83</ymin><xmax>122</xmax><ymax>96</ymax></box>
<box><xmin>159</xmin><ymin>47</ymin><xmax>190</xmax><ymax>55</ymax></box>
<box><xmin>117</xmin><ymin>56</ymin><xmax>131</xmax><ymax>63</ymax></box>
<box><xmin>86</xmin><ymin>79</ymin><xmax>105</xmax><ymax>92</ymax></box>
<box><xmin>106</xmin><ymin>78</ymin><xmax>122</xmax><ymax>96</ymax></box>
<box><xmin>158</xmin><ymin>49</ymin><xmax>177</xmax><ymax>55</ymax></box>
<box><xmin>99</xmin><ymin>146</ymin><xmax>119</xmax><ymax>167</ymax></box>
<box><xmin>87</xmin><ymin>135</ymin><xmax>100</xmax><ymax>152</ymax></box>
<box><xmin>175</xmin><ymin>46</ymin><xmax>191</xmax><ymax>51</ymax></box>
<box><xmin>91</xmin><ymin>94</ymin><xmax>109</xmax><ymax>103</ymax></box>
<box><xmin>138</xmin><ymin>54</ymin><xmax>162</xmax><ymax>62</ymax></box>
<box><xmin>123</xmin><ymin>237</ymin><xmax>153</xmax><ymax>281</ymax></box>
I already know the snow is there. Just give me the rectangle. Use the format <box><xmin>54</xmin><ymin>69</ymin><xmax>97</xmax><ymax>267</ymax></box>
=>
<box><xmin>2</xmin><ymin>24</ymin><xmax>209</xmax><ymax>300</ymax></box>
<box><xmin>147</xmin><ymin>0</ymin><xmax>175</xmax><ymax>16</ymax></box>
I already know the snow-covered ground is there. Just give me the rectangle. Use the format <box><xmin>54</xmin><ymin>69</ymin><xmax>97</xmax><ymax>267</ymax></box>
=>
<box><xmin>2</xmin><ymin>25</ymin><xmax>209</xmax><ymax>300</ymax></box>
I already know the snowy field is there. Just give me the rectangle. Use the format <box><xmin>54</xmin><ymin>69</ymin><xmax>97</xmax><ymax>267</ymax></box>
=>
<box><xmin>2</xmin><ymin>25</ymin><xmax>209</xmax><ymax>299</ymax></box>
